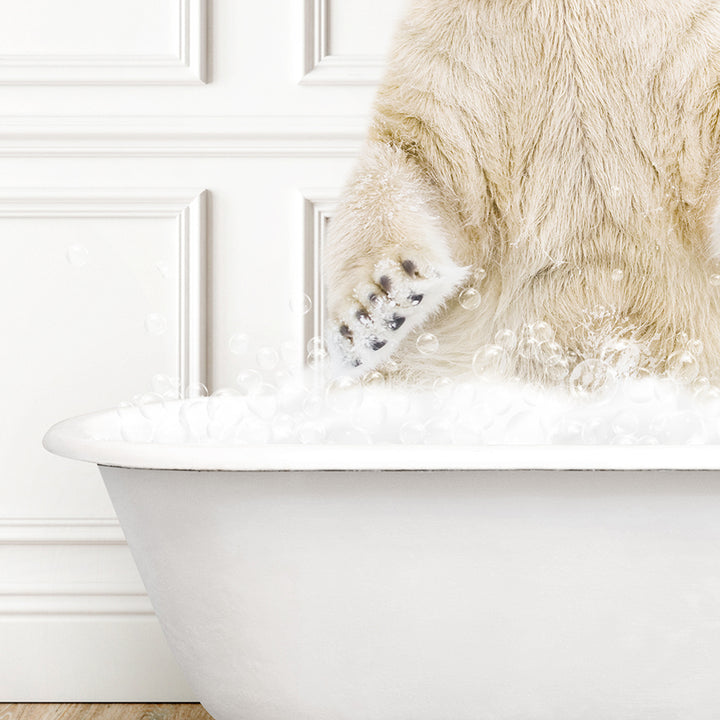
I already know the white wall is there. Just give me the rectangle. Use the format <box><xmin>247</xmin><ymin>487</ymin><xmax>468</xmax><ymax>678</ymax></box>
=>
<box><xmin>0</xmin><ymin>0</ymin><xmax>409</xmax><ymax>700</ymax></box>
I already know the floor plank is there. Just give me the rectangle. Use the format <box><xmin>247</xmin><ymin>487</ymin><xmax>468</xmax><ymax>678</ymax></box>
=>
<box><xmin>0</xmin><ymin>706</ymin><xmax>214</xmax><ymax>720</ymax></box>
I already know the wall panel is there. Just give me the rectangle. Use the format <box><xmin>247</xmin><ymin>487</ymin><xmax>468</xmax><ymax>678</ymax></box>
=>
<box><xmin>0</xmin><ymin>0</ymin><xmax>206</xmax><ymax>84</ymax></box>
<box><xmin>0</xmin><ymin>0</ymin><xmax>392</xmax><ymax>701</ymax></box>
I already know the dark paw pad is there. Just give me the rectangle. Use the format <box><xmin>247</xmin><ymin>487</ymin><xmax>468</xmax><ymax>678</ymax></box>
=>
<box><xmin>370</xmin><ymin>337</ymin><xmax>387</xmax><ymax>351</ymax></box>
<box><xmin>401</xmin><ymin>259</ymin><xmax>419</xmax><ymax>277</ymax></box>
<box><xmin>378</xmin><ymin>275</ymin><xmax>393</xmax><ymax>293</ymax></box>
<box><xmin>355</xmin><ymin>309</ymin><xmax>372</xmax><ymax>325</ymax></box>
<box><xmin>387</xmin><ymin>314</ymin><xmax>406</xmax><ymax>331</ymax></box>
<box><xmin>409</xmin><ymin>293</ymin><xmax>424</xmax><ymax>306</ymax></box>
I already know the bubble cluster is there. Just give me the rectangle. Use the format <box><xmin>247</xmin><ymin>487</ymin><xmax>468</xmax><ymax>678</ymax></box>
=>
<box><xmin>114</xmin><ymin>323</ymin><xmax>720</xmax><ymax>447</ymax></box>
<box><xmin>115</xmin><ymin>370</ymin><xmax>720</xmax><ymax>448</ymax></box>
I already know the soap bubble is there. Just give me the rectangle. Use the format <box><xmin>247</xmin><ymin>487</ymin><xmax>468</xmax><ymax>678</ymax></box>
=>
<box><xmin>517</xmin><ymin>336</ymin><xmax>541</xmax><ymax>360</ymax></box>
<box><xmin>549</xmin><ymin>417</ymin><xmax>585</xmax><ymax>444</ymax></box>
<box><xmin>179</xmin><ymin>401</ymin><xmax>208</xmax><ymax>439</ymax></box>
<box><xmin>687</xmin><ymin>338</ymin><xmax>704</xmax><ymax>356</ymax></box>
<box><xmin>416</xmin><ymin>333</ymin><xmax>439</xmax><ymax>355</ymax></box>
<box><xmin>116</xmin><ymin>400</ymin><xmax>136</xmax><ymax>422</ymax></box>
<box><xmin>153</xmin><ymin>417</ymin><xmax>187</xmax><ymax>444</ymax></box>
<box><xmin>600</xmin><ymin>338</ymin><xmax>640</xmax><ymax>375</ymax></box>
<box><xmin>423</xmin><ymin>417</ymin><xmax>455</xmax><ymax>444</ymax></box>
<box><xmin>569</xmin><ymin>359</ymin><xmax>616</xmax><ymax>399</ymax></box>
<box><xmin>307</xmin><ymin>336</ymin><xmax>326</xmax><ymax>355</ymax></box>
<box><xmin>208</xmin><ymin>387</ymin><xmax>242</xmax><ymax>421</ymax></box>
<box><xmin>279</xmin><ymin>340</ymin><xmax>299</xmax><ymax>368</ymax></box>
<box><xmin>306</xmin><ymin>336</ymin><xmax>328</xmax><ymax>368</ymax></box>
<box><xmin>581</xmin><ymin>416</ymin><xmax>613</xmax><ymax>444</ymax></box>
<box><xmin>326</xmin><ymin>376</ymin><xmax>363</xmax><ymax>414</ymax></box>
<box><xmin>271</xmin><ymin>413</ymin><xmax>297</xmax><ymax>442</ymax></box>
<box><xmin>627</xmin><ymin>375</ymin><xmax>656</xmax><ymax>403</ymax></box>
<box><xmin>145</xmin><ymin>313</ymin><xmax>167</xmax><ymax>335</ymax></box>
<box><xmin>136</xmin><ymin>392</ymin><xmax>166</xmax><ymax>420</ymax></box>
<box><xmin>382</xmin><ymin>358</ymin><xmax>401</xmax><ymax>374</ymax></box>
<box><xmin>184</xmin><ymin>382</ymin><xmax>208</xmax><ymax>399</ymax></box>
<box><xmin>504</xmin><ymin>411</ymin><xmax>546</xmax><ymax>444</ymax></box>
<box><xmin>537</xmin><ymin>341</ymin><xmax>564</xmax><ymax>366</ymax></box>
<box><xmin>667</xmin><ymin>350</ymin><xmax>699</xmax><ymax>384</ymax></box>
<box><xmin>307</xmin><ymin>349</ymin><xmax>328</xmax><ymax>368</ymax></box>
<box><xmin>400</xmin><ymin>421</ymin><xmax>425</xmax><ymax>444</ymax></box>
<box><xmin>302</xmin><ymin>392</ymin><xmax>324</xmax><ymax>418</ymax></box>
<box><xmin>494</xmin><ymin>328</ymin><xmax>517</xmax><ymax>352</ymax></box>
<box><xmin>120</xmin><ymin>416</ymin><xmax>154</xmax><ymax>443</ymax></box>
<box><xmin>298</xmin><ymin>420</ymin><xmax>327</xmax><ymax>443</ymax></box>
<box><xmin>651</xmin><ymin>411</ymin><xmax>704</xmax><ymax>444</ymax></box>
<box><xmin>362</xmin><ymin>370</ymin><xmax>386</xmax><ymax>389</ymax></box>
<box><xmin>208</xmin><ymin>417</ymin><xmax>237</xmax><ymax>442</ymax></box>
<box><xmin>229</xmin><ymin>333</ymin><xmax>251</xmax><ymax>355</ymax></box>
<box><xmin>432</xmin><ymin>376</ymin><xmax>455</xmax><ymax>401</ymax></box>
<box><xmin>459</xmin><ymin>288</ymin><xmax>482</xmax><ymax>310</ymax></box>
<box><xmin>256</xmin><ymin>346</ymin><xmax>280</xmax><ymax>371</ymax></box>
<box><xmin>151</xmin><ymin>373</ymin><xmax>180</xmax><ymax>398</ymax></box>
<box><xmin>289</xmin><ymin>294</ymin><xmax>312</xmax><ymax>315</ymax></box>
<box><xmin>247</xmin><ymin>384</ymin><xmax>278</xmax><ymax>420</ymax></box>
<box><xmin>66</xmin><ymin>244</ymin><xmax>89</xmax><ymax>266</ymax></box>
<box><xmin>273</xmin><ymin>369</ymin><xmax>296</xmax><ymax>392</ymax></box>
<box><xmin>472</xmin><ymin>345</ymin><xmax>510</xmax><ymax>378</ymax></box>
<box><xmin>353</xmin><ymin>400</ymin><xmax>388</xmax><ymax>433</ymax></box>
<box><xmin>528</xmin><ymin>321</ymin><xmax>554</xmax><ymax>343</ymax></box>
<box><xmin>545</xmin><ymin>355</ymin><xmax>570</xmax><ymax>383</ymax></box>
<box><xmin>328</xmin><ymin>425</ymin><xmax>373</xmax><ymax>445</ymax></box>
<box><xmin>234</xmin><ymin>417</ymin><xmax>271</xmax><ymax>445</ymax></box>
<box><xmin>611</xmin><ymin>268</ymin><xmax>624</xmax><ymax>282</ymax></box>
<box><xmin>236</xmin><ymin>369</ymin><xmax>263</xmax><ymax>396</ymax></box>
<box><xmin>611</xmin><ymin>410</ymin><xmax>639</xmax><ymax>436</ymax></box>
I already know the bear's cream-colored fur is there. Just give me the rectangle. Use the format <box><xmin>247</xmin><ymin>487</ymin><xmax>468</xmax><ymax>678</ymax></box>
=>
<box><xmin>324</xmin><ymin>0</ymin><xmax>720</xmax><ymax>384</ymax></box>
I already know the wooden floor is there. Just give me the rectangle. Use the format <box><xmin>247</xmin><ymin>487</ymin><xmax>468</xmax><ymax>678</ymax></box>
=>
<box><xmin>0</xmin><ymin>706</ymin><xmax>214</xmax><ymax>720</ymax></box>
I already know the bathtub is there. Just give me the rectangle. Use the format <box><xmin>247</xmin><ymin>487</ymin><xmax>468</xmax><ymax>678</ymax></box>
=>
<box><xmin>43</xmin><ymin>406</ymin><xmax>720</xmax><ymax>720</ymax></box>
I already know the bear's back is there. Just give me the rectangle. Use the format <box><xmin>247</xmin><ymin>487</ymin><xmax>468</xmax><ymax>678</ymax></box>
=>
<box><xmin>373</xmin><ymin>0</ymin><xmax>720</xmax><ymax>265</ymax></box>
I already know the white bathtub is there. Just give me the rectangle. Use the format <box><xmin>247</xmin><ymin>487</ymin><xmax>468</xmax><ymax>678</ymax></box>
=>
<box><xmin>44</xmin><ymin>407</ymin><xmax>720</xmax><ymax>720</ymax></box>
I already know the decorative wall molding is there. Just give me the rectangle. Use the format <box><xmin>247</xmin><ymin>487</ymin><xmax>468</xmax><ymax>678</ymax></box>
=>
<box><xmin>0</xmin><ymin>517</ymin><xmax>124</xmax><ymax>545</ymax></box>
<box><xmin>0</xmin><ymin>589</ymin><xmax>153</xmax><ymax>617</ymax></box>
<box><xmin>0</xmin><ymin>0</ymin><xmax>206</xmax><ymax>85</ymax></box>
<box><xmin>302</xmin><ymin>0</ymin><xmax>386</xmax><ymax>85</ymax></box>
<box><xmin>0</xmin><ymin>116</ymin><xmax>366</xmax><ymax>157</ymax></box>
<box><xmin>303</xmin><ymin>190</ymin><xmax>338</xmax><ymax>355</ymax></box>
<box><xmin>0</xmin><ymin>188</ymin><xmax>208</xmax><ymax>392</ymax></box>
<box><xmin>0</xmin><ymin>519</ymin><xmax>151</xmax><ymax>618</ymax></box>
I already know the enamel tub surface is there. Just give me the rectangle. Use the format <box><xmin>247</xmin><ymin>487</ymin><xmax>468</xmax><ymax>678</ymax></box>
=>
<box><xmin>44</xmin><ymin>409</ymin><xmax>720</xmax><ymax>720</ymax></box>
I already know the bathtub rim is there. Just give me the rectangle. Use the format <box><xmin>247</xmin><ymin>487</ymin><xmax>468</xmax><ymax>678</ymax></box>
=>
<box><xmin>42</xmin><ymin>405</ymin><xmax>720</xmax><ymax>471</ymax></box>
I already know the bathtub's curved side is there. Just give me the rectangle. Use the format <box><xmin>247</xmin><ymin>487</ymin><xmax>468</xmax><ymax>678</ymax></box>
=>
<box><xmin>101</xmin><ymin>466</ymin><xmax>720</xmax><ymax>720</ymax></box>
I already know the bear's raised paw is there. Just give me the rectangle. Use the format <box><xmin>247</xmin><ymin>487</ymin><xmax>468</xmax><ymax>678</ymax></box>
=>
<box><xmin>327</xmin><ymin>256</ymin><xmax>468</xmax><ymax>373</ymax></box>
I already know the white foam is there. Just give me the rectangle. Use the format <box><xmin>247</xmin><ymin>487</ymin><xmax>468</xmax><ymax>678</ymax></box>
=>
<box><xmin>116</xmin><ymin>370</ymin><xmax>720</xmax><ymax>446</ymax></box>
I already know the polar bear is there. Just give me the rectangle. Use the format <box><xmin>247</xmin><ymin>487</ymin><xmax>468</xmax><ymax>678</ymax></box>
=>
<box><xmin>324</xmin><ymin>0</ymin><xmax>720</xmax><ymax>386</ymax></box>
